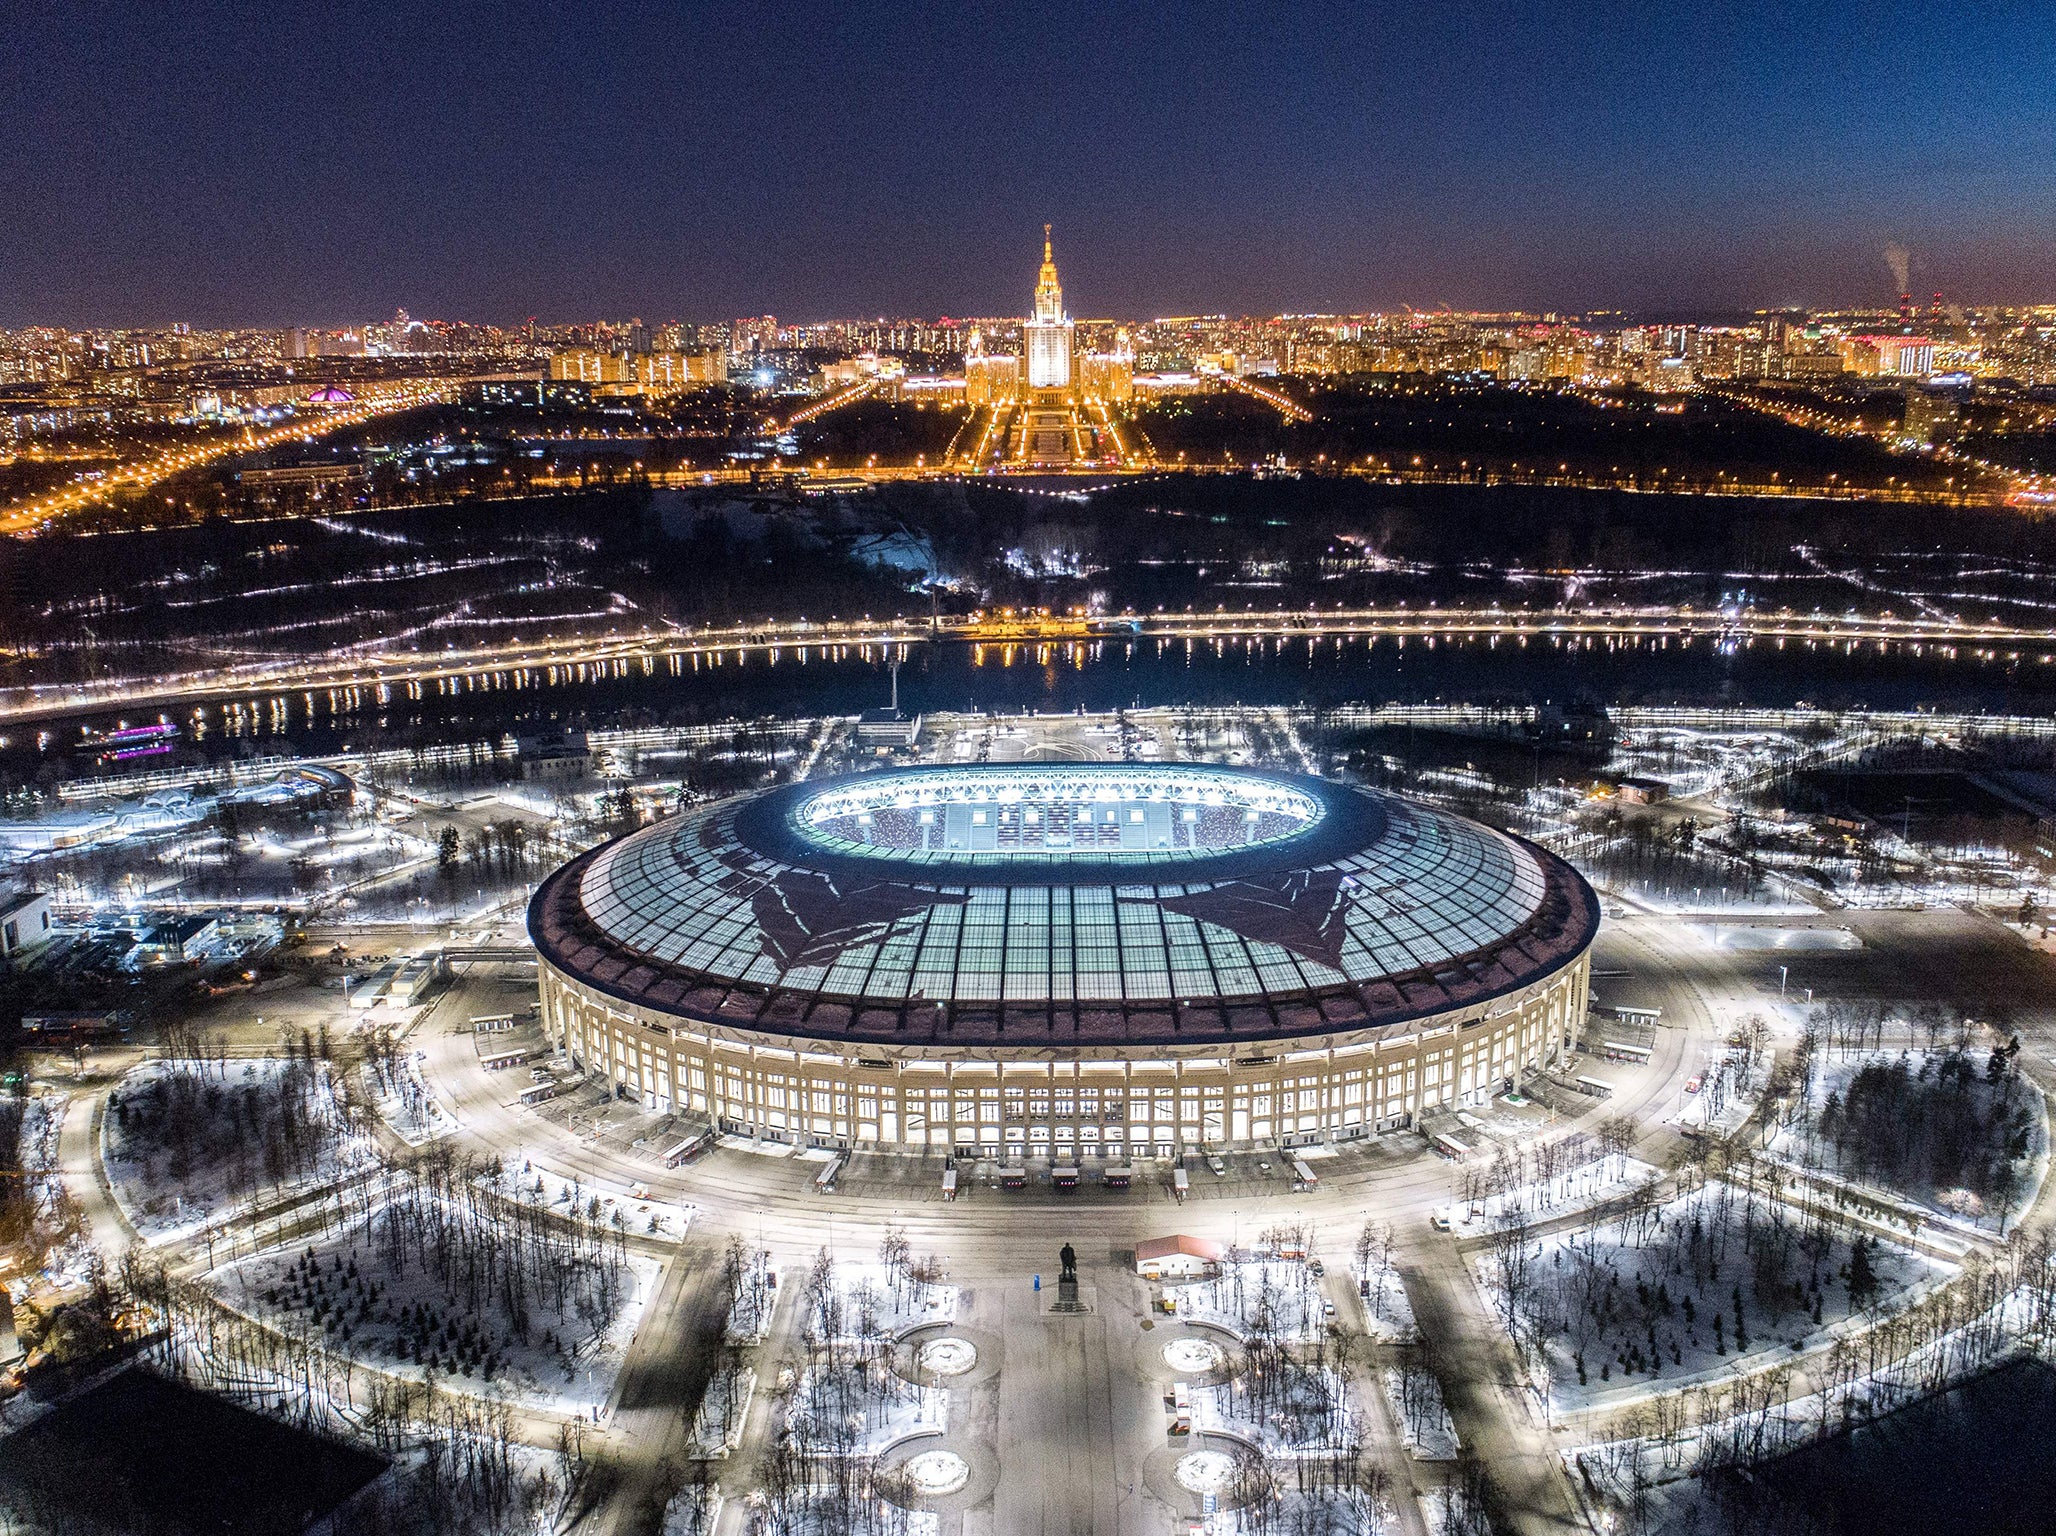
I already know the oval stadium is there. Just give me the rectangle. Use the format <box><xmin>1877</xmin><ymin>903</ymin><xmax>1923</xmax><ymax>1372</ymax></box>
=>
<box><xmin>530</xmin><ymin>764</ymin><xmax>1600</xmax><ymax>1157</ymax></box>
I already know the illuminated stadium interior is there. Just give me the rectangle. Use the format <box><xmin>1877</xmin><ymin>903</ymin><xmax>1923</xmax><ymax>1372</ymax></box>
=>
<box><xmin>792</xmin><ymin>766</ymin><xmax>1326</xmax><ymax>862</ymax></box>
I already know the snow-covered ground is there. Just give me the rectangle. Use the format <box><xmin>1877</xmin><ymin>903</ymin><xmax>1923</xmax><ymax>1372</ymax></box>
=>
<box><xmin>810</xmin><ymin>1260</ymin><xmax>957</xmax><ymax>1341</ymax></box>
<box><xmin>1203</xmin><ymin>1489</ymin><xmax>1385</xmax><ymax>1536</ymax></box>
<box><xmin>1761</xmin><ymin>1049</ymin><xmax>2049</xmax><ymax>1237</ymax></box>
<box><xmin>1174</xmin><ymin>1257</ymin><xmax>1325</xmax><ymax>1343</ymax></box>
<box><xmin>1480</xmin><ymin>1179</ymin><xmax>1951</xmax><ymax>1411</ymax></box>
<box><xmin>783</xmin><ymin>1255</ymin><xmax>957</xmax><ymax>1459</ymax></box>
<box><xmin>723</xmin><ymin>1246</ymin><xmax>778</xmax><ymax>1344</ymax></box>
<box><xmin>1571</xmin><ymin>1283</ymin><xmax>2035</xmax><ymax>1495</ymax></box>
<box><xmin>102</xmin><ymin>1058</ymin><xmax>377</xmax><ymax>1245</ymax></box>
<box><xmin>15</xmin><ymin>1093</ymin><xmax>95</xmax><ymax>1293</ymax></box>
<box><xmin>765</xmin><ymin>1495</ymin><xmax>936</xmax><ymax>1536</ymax></box>
<box><xmin>150</xmin><ymin>1316</ymin><xmax>580</xmax><ymax>1533</ymax></box>
<box><xmin>365</xmin><ymin>1048</ymin><xmax>455</xmax><ymax>1146</ymax></box>
<box><xmin>221</xmin><ymin>1206</ymin><xmax>660</xmax><ymax>1413</ymax></box>
<box><xmin>660</xmin><ymin>1485</ymin><xmax>724</xmax><ymax>1536</ymax></box>
<box><xmin>790</xmin><ymin>1365</ymin><xmax>942</xmax><ymax>1454</ymax></box>
<box><xmin>1667</xmin><ymin>1043</ymin><xmax>1772</xmax><ymax>1140</ymax></box>
<box><xmin>481</xmin><ymin>1157</ymin><xmax>695</xmax><ymax>1242</ymax></box>
<box><xmin>686</xmin><ymin>1364</ymin><xmax>756</xmax><ymax>1457</ymax></box>
<box><xmin>1383</xmin><ymin>1368</ymin><xmax>1458</xmax><ymax>1460</ymax></box>
<box><xmin>1196</xmin><ymin>1363</ymin><xmax>1355</xmax><ymax>1457</ymax></box>
<box><xmin>1352</xmin><ymin>1264</ymin><xmax>1417</xmax><ymax>1342</ymax></box>
<box><xmin>1420</xmin><ymin>1484</ymin><xmax>1490</xmax><ymax>1536</ymax></box>
<box><xmin>1455</xmin><ymin>1157</ymin><xmax>1663</xmax><ymax>1232</ymax></box>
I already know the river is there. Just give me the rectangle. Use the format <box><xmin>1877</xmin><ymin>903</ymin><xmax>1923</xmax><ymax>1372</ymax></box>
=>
<box><xmin>14</xmin><ymin>630</ymin><xmax>2056</xmax><ymax>774</ymax></box>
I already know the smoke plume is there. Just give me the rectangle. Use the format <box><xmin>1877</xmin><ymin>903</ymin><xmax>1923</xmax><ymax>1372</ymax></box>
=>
<box><xmin>1884</xmin><ymin>242</ymin><xmax>1911</xmax><ymax>295</ymax></box>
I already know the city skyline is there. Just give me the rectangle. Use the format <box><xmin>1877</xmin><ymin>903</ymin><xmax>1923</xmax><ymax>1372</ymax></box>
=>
<box><xmin>12</xmin><ymin>272</ymin><xmax>2056</xmax><ymax>341</ymax></box>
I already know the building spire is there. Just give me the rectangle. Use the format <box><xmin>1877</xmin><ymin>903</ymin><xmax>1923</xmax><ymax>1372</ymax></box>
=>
<box><xmin>1027</xmin><ymin>222</ymin><xmax>1072</xmax><ymax>388</ymax></box>
<box><xmin>1036</xmin><ymin>224</ymin><xmax>1062</xmax><ymax>319</ymax></box>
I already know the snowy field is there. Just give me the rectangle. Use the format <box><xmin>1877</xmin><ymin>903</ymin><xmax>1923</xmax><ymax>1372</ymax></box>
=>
<box><xmin>222</xmin><ymin>1203</ymin><xmax>660</xmax><ymax>1413</ymax></box>
<box><xmin>1479</xmin><ymin>1179</ymin><xmax>1950</xmax><ymax>1410</ymax></box>
<box><xmin>103</xmin><ymin>1058</ymin><xmax>377</xmax><ymax>1245</ymax></box>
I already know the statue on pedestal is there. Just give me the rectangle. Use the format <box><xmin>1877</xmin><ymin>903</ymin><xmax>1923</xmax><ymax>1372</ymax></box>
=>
<box><xmin>1052</xmin><ymin>1240</ymin><xmax>1086</xmax><ymax>1312</ymax></box>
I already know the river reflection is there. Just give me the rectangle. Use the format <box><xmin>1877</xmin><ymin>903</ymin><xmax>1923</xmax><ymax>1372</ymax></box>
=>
<box><xmin>21</xmin><ymin>629</ymin><xmax>2056</xmax><ymax>769</ymax></box>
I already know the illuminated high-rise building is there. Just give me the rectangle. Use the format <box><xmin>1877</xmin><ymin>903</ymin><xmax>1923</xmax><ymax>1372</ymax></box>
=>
<box><xmin>1079</xmin><ymin>326</ymin><xmax>1135</xmax><ymax>402</ymax></box>
<box><xmin>1024</xmin><ymin>225</ymin><xmax>1074</xmax><ymax>390</ymax></box>
<box><xmin>730</xmin><ymin>316</ymin><xmax>779</xmax><ymax>357</ymax></box>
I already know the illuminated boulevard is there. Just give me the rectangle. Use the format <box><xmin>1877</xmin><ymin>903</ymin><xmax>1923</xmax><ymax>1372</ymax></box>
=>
<box><xmin>0</xmin><ymin>382</ymin><xmax>459</xmax><ymax>534</ymax></box>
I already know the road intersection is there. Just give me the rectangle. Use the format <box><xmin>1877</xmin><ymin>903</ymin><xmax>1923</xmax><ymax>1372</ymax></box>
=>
<box><xmin>41</xmin><ymin>903</ymin><xmax>2056</xmax><ymax>1534</ymax></box>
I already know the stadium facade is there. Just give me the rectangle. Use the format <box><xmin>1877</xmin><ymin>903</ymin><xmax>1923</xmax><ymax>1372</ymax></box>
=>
<box><xmin>530</xmin><ymin>764</ymin><xmax>1599</xmax><ymax>1156</ymax></box>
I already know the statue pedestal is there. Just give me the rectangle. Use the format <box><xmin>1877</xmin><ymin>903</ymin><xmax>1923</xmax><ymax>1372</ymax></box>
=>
<box><xmin>1048</xmin><ymin>1274</ymin><xmax>1089</xmax><ymax>1314</ymax></box>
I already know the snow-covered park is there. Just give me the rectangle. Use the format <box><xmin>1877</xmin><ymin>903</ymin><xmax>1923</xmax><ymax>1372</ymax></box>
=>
<box><xmin>479</xmin><ymin>1155</ymin><xmax>695</xmax><ymax>1242</ymax></box>
<box><xmin>223</xmin><ymin>1181</ymin><xmax>659</xmax><ymax>1413</ymax></box>
<box><xmin>7</xmin><ymin>1092</ymin><xmax>94</xmax><ymax>1293</ymax></box>
<box><xmin>1195</xmin><ymin>1357</ymin><xmax>1356</xmax><ymax>1458</ymax></box>
<box><xmin>1383</xmin><ymin>1363</ymin><xmax>1458</xmax><ymax>1461</ymax></box>
<box><xmin>1478</xmin><ymin>1177</ymin><xmax>1949</xmax><ymax>1408</ymax></box>
<box><xmin>1174</xmin><ymin>1254</ymin><xmax>1326</xmax><ymax>1343</ymax></box>
<box><xmin>1350</xmin><ymin>1221</ymin><xmax>1417</xmax><ymax>1342</ymax></box>
<box><xmin>1761</xmin><ymin>1045</ymin><xmax>2047</xmax><ymax>1236</ymax></box>
<box><xmin>1459</xmin><ymin>1132</ymin><xmax>1662</xmax><ymax>1231</ymax></box>
<box><xmin>103</xmin><ymin>1056</ymin><xmax>376</xmax><ymax>1245</ymax></box>
<box><xmin>786</xmin><ymin>1247</ymin><xmax>954</xmax><ymax>1455</ymax></box>
<box><xmin>362</xmin><ymin>1040</ymin><xmax>453</xmax><ymax>1146</ymax></box>
<box><xmin>805</xmin><ymin>1249</ymin><xmax>958</xmax><ymax>1343</ymax></box>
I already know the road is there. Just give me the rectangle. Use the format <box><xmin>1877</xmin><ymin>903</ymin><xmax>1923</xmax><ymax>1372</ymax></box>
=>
<box><xmin>395</xmin><ymin>917</ymin><xmax>1723</xmax><ymax>1534</ymax></box>
<box><xmin>38</xmin><ymin>903</ymin><xmax>2056</xmax><ymax>1534</ymax></box>
<box><xmin>0</xmin><ymin>386</ymin><xmax>449</xmax><ymax>535</ymax></box>
<box><xmin>12</xmin><ymin>605</ymin><xmax>2056</xmax><ymax>727</ymax></box>
<box><xmin>587</xmin><ymin>1242</ymin><xmax>728</xmax><ymax>1535</ymax></box>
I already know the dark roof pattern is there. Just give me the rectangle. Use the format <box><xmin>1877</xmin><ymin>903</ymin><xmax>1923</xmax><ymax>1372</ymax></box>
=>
<box><xmin>529</xmin><ymin>766</ymin><xmax>1599</xmax><ymax>1049</ymax></box>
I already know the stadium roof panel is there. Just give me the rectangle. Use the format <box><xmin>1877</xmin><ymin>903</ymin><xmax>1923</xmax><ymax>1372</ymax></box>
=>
<box><xmin>531</xmin><ymin>765</ymin><xmax>1598</xmax><ymax>1047</ymax></box>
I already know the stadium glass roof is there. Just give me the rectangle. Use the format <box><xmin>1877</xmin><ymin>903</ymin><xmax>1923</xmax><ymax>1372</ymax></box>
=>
<box><xmin>530</xmin><ymin>765</ymin><xmax>1598</xmax><ymax>1047</ymax></box>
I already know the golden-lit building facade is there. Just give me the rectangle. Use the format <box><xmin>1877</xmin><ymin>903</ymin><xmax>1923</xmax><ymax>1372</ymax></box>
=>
<box><xmin>1024</xmin><ymin>226</ymin><xmax>1075</xmax><ymax>392</ymax></box>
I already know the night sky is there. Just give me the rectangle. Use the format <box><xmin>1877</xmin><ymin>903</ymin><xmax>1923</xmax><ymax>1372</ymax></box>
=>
<box><xmin>6</xmin><ymin>1</ymin><xmax>2055</xmax><ymax>326</ymax></box>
